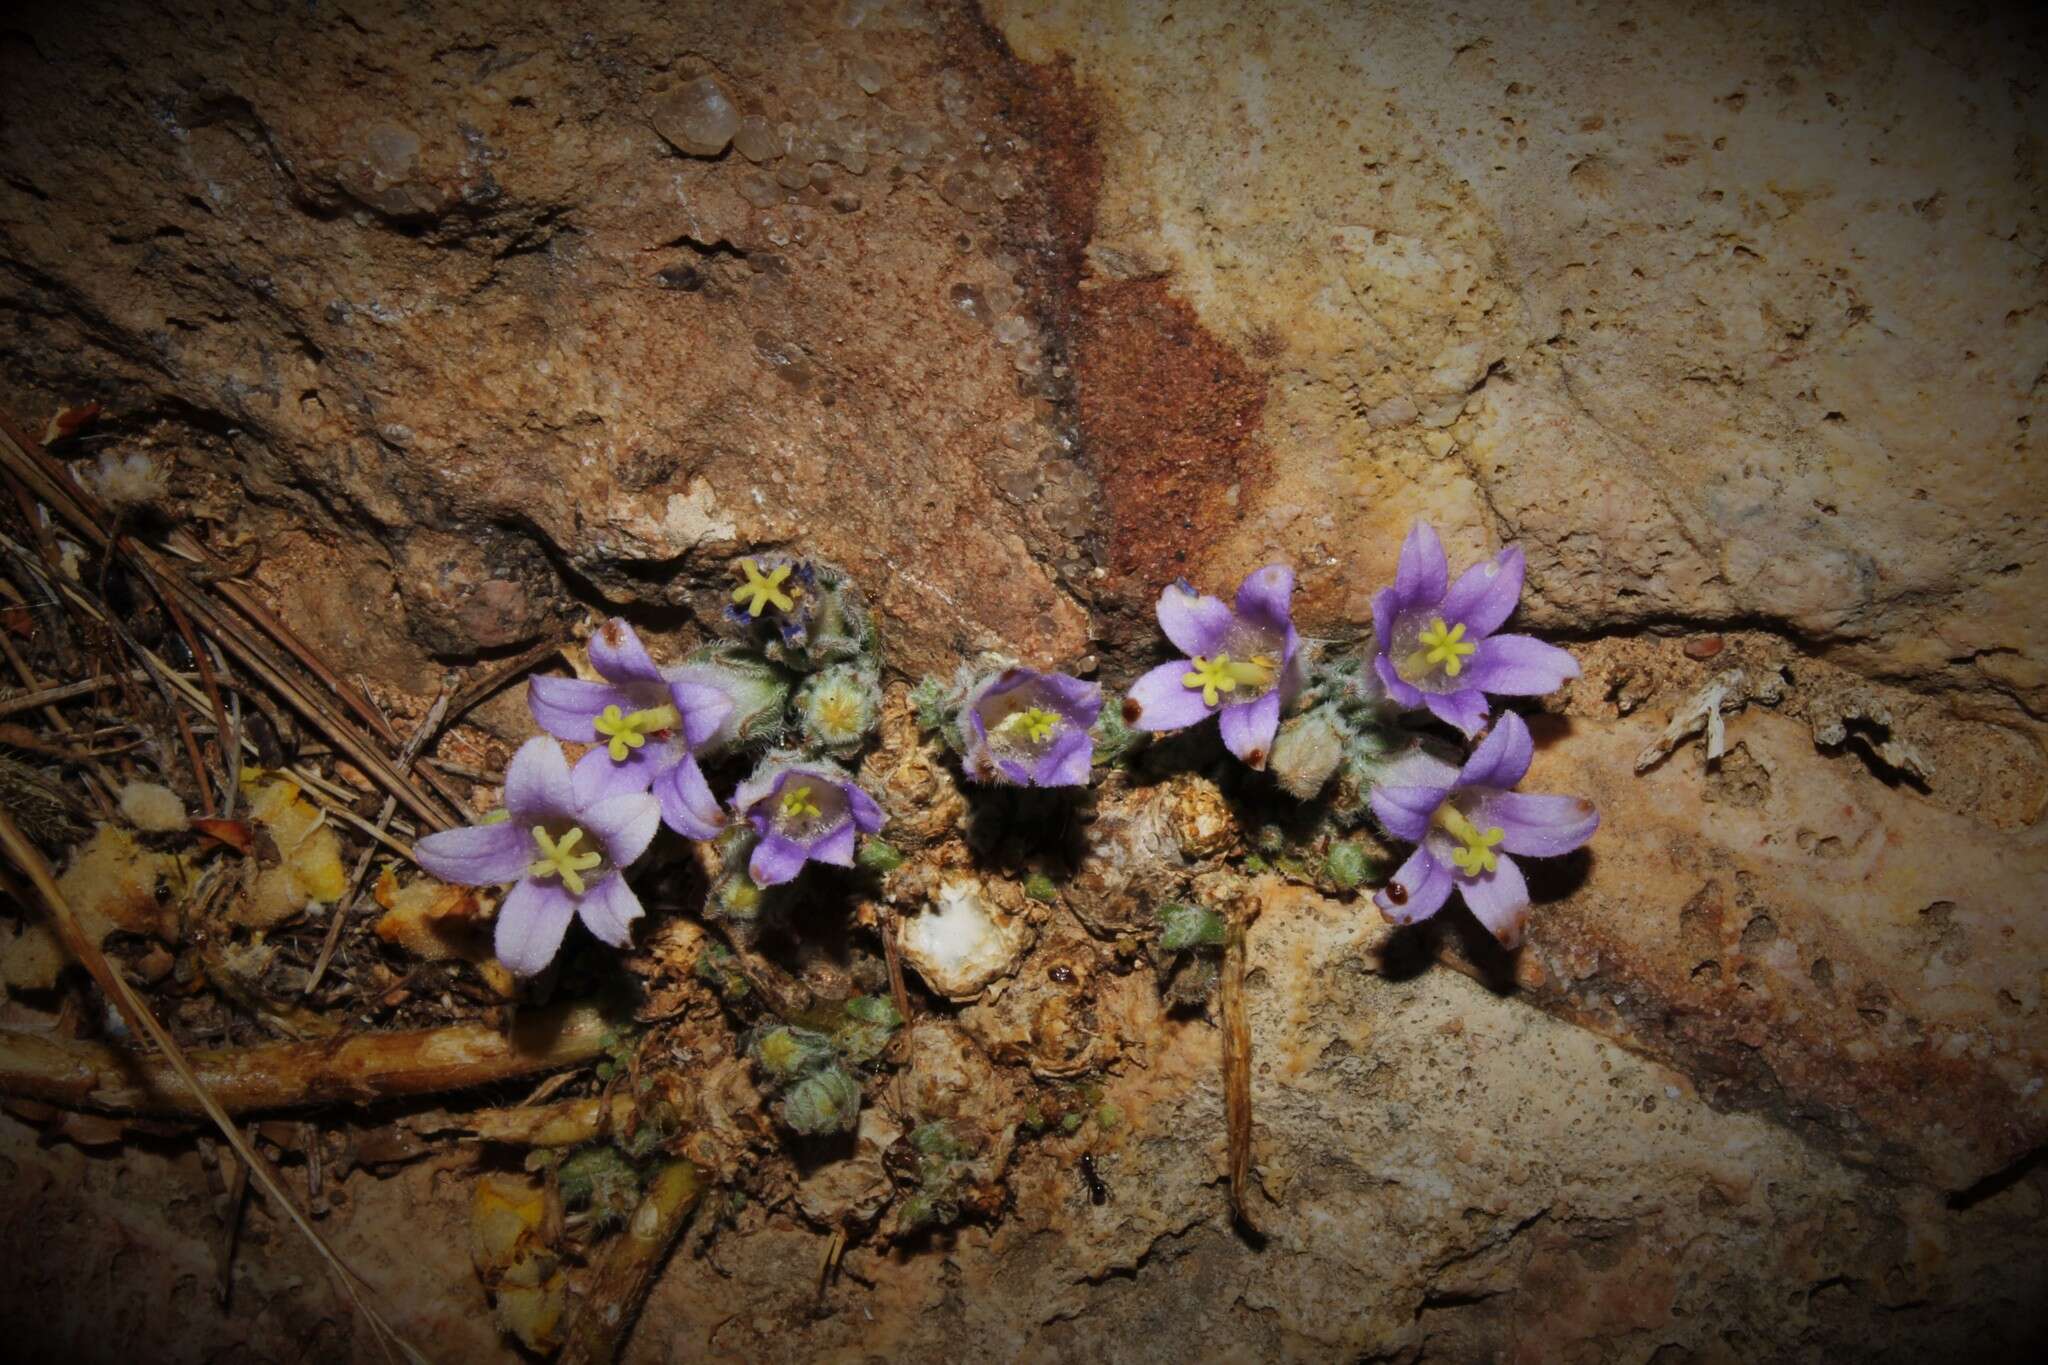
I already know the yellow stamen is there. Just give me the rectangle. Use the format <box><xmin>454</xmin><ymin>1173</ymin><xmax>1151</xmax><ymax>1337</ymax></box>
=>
<box><xmin>1434</xmin><ymin>804</ymin><xmax>1505</xmax><ymax>876</ymax></box>
<box><xmin>1403</xmin><ymin>617</ymin><xmax>1478</xmax><ymax>679</ymax></box>
<box><xmin>731</xmin><ymin>559</ymin><xmax>798</xmax><ymax>617</ymax></box>
<box><xmin>1180</xmin><ymin>652</ymin><xmax>1276</xmax><ymax>706</ymax></box>
<box><xmin>529</xmin><ymin>825</ymin><xmax>602</xmax><ymax>896</ymax></box>
<box><xmin>995</xmin><ymin>706</ymin><xmax>1061</xmax><ymax>746</ymax></box>
<box><xmin>591</xmin><ymin>702</ymin><xmax>682</xmax><ymax>761</ymax></box>
<box><xmin>779</xmin><ymin>784</ymin><xmax>822</xmax><ymax>822</ymax></box>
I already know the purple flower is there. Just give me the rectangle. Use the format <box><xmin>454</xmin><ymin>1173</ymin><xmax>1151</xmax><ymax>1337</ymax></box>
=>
<box><xmin>731</xmin><ymin>756</ymin><xmax>885</xmax><ymax>888</ymax></box>
<box><xmin>1123</xmin><ymin>565</ymin><xmax>1303</xmax><ymax>769</ymax></box>
<box><xmin>1367</xmin><ymin>712</ymin><xmax>1598</xmax><ymax>947</ymax></box>
<box><xmin>1372</xmin><ymin>522</ymin><xmax>1579</xmax><ymax>737</ymax></box>
<box><xmin>958</xmin><ymin>667</ymin><xmax>1102</xmax><ymax>787</ymax></box>
<box><xmin>527</xmin><ymin>619</ymin><xmax>732</xmax><ymax>840</ymax></box>
<box><xmin>414</xmin><ymin>737</ymin><xmax>662</xmax><ymax>976</ymax></box>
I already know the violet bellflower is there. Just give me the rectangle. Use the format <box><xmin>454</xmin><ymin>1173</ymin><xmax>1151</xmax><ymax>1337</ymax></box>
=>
<box><xmin>731</xmin><ymin>755</ymin><xmax>885</xmax><ymax>887</ymax></box>
<box><xmin>527</xmin><ymin>619</ymin><xmax>732</xmax><ymax>840</ymax></box>
<box><xmin>958</xmin><ymin>667</ymin><xmax>1102</xmax><ymax>787</ymax></box>
<box><xmin>1123</xmin><ymin>565</ymin><xmax>1303</xmax><ymax>768</ymax></box>
<box><xmin>413</xmin><ymin>737</ymin><xmax>661</xmax><ymax>976</ymax></box>
<box><xmin>1372</xmin><ymin>522</ymin><xmax>1579</xmax><ymax>737</ymax></box>
<box><xmin>1368</xmin><ymin>711</ymin><xmax>1598</xmax><ymax>948</ymax></box>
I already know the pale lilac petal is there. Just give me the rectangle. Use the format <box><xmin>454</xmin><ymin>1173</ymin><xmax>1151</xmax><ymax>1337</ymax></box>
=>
<box><xmin>653</xmin><ymin>755</ymin><xmax>725</xmax><ymax>840</ymax></box>
<box><xmin>1458</xmin><ymin>854</ymin><xmax>1531</xmax><ymax>948</ymax></box>
<box><xmin>1155</xmin><ymin>582</ymin><xmax>1233</xmax><ymax>657</ymax></box>
<box><xmin>1372</xmin><ymin>652</ymin><xmax>1426</xmax><ymax>711</ymax></box>
<box><xmin>993</xmin><ymin>756</ymin><xmax>1033</xmax><ymax>785</ymax></box>
<box><xmin>1394</xmin><ymin>522</ymin><xmax>1449</xmax><ymax>608</ymax></box>
<box><xmin>1459</xmin><ymin>710</ymin><xmax>1534</xmax><ymax>790</ymax></box>
<box><xmin>667</xmin><ymin>680</ymin><xmax>734</xmax><ymax>752</ymax></box>
<box><xmin>494</xmin><ymin>877</ymin><xmax>577</xmax><ymax>977</ymax></box>
<box><xmin>1371</xmin><ymin>585</ymin><xmax>1402</xmax><ymax>656</ymax></box>
<box><xmin>1376</xmin><ymin>743</ymin><xmax>1462</xmax><ymax>792</ymax></box>
<box><xmin>575</xmin><ymin>873</ymin><xmax>645</xmax><ymax>949</ymax></box>
<box><xmin>844</xmin><ymin>782</ymin><xmax>885</xmax><ymax>833</ymax></box>
<box><xmin>749</xmin><ymin>833</ymin><xmax>810</xmax><ymax>887</ymax></box>
<box><xmin>1218</xmin><ymin>690</ymin><xmax>1282</xmax><ymax>768</ymax></box>
<box><xmin>812</xmin><ymin>820</ymin><xmax>857</xmax><ymax>867</ymax></box>
<box><xmin>1277</xmin><ymin>644</ymin><xmax>1307</xmax><ymax>708</ymax></box>
<box><xmin>1369</xmin><ymin>784</ymin><xmax>1447</xmax><ymax>844</ymax></box>
<box><xmin>1471</xmin><ymin>791</ymin><xmax>1599</xmax><ymax>858</ymax></box>
<box><xmin>1460</xmin><ymin>634</ymin><xmax>1580</xmax><ymax>697</ymax></box>
<box><xmin>1423</xmin><ymin>687</ymin><xmax>1490</xmax><ymax>737</ymax></box>
<box><xmin>572</xmin><ymin>743</ymin><xmax>664</xmax><ymax>805</ymax></box>
<box><xmin>729</xmin><ymin>763</ymin><xmax>785</xmax><ymax>816</ymax></box>
<box><xmin>504</xmin><ymin>737</ymin><xmax>576</xmax><ymax>824</ymax></box>
<box><xmin>528</xmin><ymin>675</ymin><xmax>633</xmax><ymax>743</ymax></box>
<box><xmin>413</xmin><ymin>820</ymin><xmax>532</xmax><ymax>887</ymax></box>
<box><xmin>1123</xmin><ymin>661</ymin><xmax>1215</xmax><ymax>732</ymax></box>
<box><xmin>1375</xmin><ymin>846</ymin><xmax>1453</xmax><ymax>926</ymax></box>
<box><xmin>1033</xmin><ymin>727</ymin><xmax>1094</xmax><ymax>786</ymax></box>
<box><xmin>1036</xmin><ymin>672</ymin><xmax>1103</xmax><ymax>725</ymax></box>
<box><xmin>587</xmin><ymin>619</ymin><xmax>664</xmax><ymax>683</ymax></box>
<box><xmin>1439</xmin><ymin>544</ymin><xmax>1525</xmax><ymax>639</ymax></box>
<box><xmin>582</xmin><ymin>792</ymin><xmax>661</xmax><ymax>869</ymax></box>
<box><xmin>1233</xmin><ymin>564</ymin><xmax>1295</xmax><ymax>636</ymax></box>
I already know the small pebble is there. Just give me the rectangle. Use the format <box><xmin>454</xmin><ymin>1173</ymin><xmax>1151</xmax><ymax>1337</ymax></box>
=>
<box><xmin>734</xmin><ymin>114</ymin><xmax>781</xmax><ymax>163</ymax></box>
<box><xmin>1685</xmin><ymin>635</ymin><xmax>1726</xmax><ymax>660</ymax></box>
<box><xmin>850</xmin><ymin>56</ymin><xmax>890</xmax><ymax>94</ymax></box>
<box><xmin>653</xmin><ymin>75</ymin><xmax>739</xmax><ymax>157</ymax></box>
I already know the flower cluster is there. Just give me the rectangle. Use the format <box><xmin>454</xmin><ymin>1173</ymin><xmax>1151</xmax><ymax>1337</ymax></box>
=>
<box><xmin>415</xmin><ymin>557</ymin><xmax>889</xmax><ymax>976</ymax></box>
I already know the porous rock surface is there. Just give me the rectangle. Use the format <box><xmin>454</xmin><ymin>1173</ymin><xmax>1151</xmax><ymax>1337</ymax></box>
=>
<box><xmin>3</xmin><ymin>0</ymin><xmax>2045</xmax><ymax>1360</ymax></box>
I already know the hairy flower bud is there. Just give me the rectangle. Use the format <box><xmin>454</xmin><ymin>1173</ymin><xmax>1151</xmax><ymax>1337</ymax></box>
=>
<box><xmin>779</xmin><ymin>1063</ymin><xmax>862</xmax><ymax>1135</ymax></box>
<box><xmin>1323</xmin><ymin>840</ymin><xmax>1372</xmax><ymax>891</ymax></box>
<box><xmin>672</xmin><ymin>646</ymin><xmax>793</xmax><ymax>756</ymax></box>
<box><xmin>1159</xmin><ymin>902</ymin><xmax>1226</xmax><ymax>953</ymax></box>
<box><xmin>750</xmin><ymin>1024</ymin><xmax>837</xmax><ymax>1083</ymax></box>
<box><xmin>1268</xmin><ymin>705</ymin><xmax>1348</xmax><ymax>799</ymax></box>
<box><xmin>796</xmin><ymin>662</ymin><xmax>881</xmax><ymax>756</ymax></box>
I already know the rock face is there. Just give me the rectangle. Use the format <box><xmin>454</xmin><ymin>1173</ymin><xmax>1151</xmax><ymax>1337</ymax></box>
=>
<box><xmin>2</xmin><ymin>0</ymin><xmax>2044</xmax><ymax>1361</ymax></box>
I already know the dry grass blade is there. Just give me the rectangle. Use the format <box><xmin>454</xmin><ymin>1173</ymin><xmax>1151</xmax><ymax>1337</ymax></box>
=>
<box><xmin>0</xmin><ymin>671</ymin><xmax>150</xmax><ymax>717</ymax></box>
<box><xmin>0</xmin><ymin>806</ymin><xmax>429</xmax><ymax>1363</ymax></box>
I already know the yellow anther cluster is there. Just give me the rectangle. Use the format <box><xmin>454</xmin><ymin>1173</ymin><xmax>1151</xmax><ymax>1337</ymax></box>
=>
<box><xmin>995</xmin><ymin>706</ymin><xmax>1061</xmax><ymax>746</ymax></box>
<box><xmin>529</xmin><ymin>825</ymin><xmax>602</xmax><ymax>895</ymax></box>
<box><xmin>1180</xmin><ymin>652</ymin><xmax>1275</xmax><ymax>706</ymax></box>
<box><xmin>1404</xmin><ymin>617</ymin><xmax>1477</xmax><ymax>679</ymax></box>
<box><xmin>1434</xmin><ymin>804</ymin><xmax>1505</xmax><ymax>876</ymax></box>
<box><xmin>732</xmin><ymin>559</ymin><xmax>798</xmax><ymax>617</ymax></box>
<box><xmin>779</xmin><ymin>784</ymin><xmax>822</xmax><ymax>821</ymax></box>
<box><xmin>592</xmin><ymin>703</ymin><xmax>681</xmax><ymax>761</ymax></box>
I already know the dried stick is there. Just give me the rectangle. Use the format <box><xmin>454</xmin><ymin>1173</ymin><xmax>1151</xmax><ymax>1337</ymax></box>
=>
<box><xmin>0</xmin><ymin>805</ymin><xmax>427</xmax><ymax>1362</ymax></box>
<box><xmin>0</xmin><ymin>1002</ymin><xmax>615</xmax><ymax>1115</ymax></box>
<box><xmin>558</xmin><ymin>1161</ymin><xmax>705</xmax><ymax>1365</ymax></box>
<box><xmin>0</xmin><ymin>671</ymin><xmax>152</xmax><ymax>717</ymax></box>
<box><xmin>1222</xmin><ymin>905</ymin><xmax>1262</xmax><ymax>1237</ymax></box>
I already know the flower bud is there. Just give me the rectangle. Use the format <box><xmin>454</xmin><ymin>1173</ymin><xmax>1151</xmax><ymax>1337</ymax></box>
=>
<box><xmin>856</xmin><ymin>837</ymin><xmax>904</xmax><ymax>872</ymax></box>
<box><xmin>1158</xmin><ymin>902</ymin><xmax>1226</xmax><ymax>953</ymax></box>
<box><xmin>1089</xmin><ymin>699</ymin><xmax>1144</xmax><ymax>767</ymax></box>
<box><xmin>750</xmin><ymin>1024</ymin><xmax>836</xmax><ymax>1082</ymax></box>
<box><xmin>673</xmin><ymin>646</ymin><xmax>793</xmax><ymax>756</ymax></box>
<box><xmin>1323</xmin><ymin>841</ymin><xmax>1372</xmax><ymax>891</ymax></box>
<box><xmin>796</xmin><ymin>662</ymin><xmax>881</xmax><ymax>756</ymax></box>
<box><xmin>779</xmin><ymin>1063</ymin><xmax>862</xmax><ymax>1135</ymax></box>
<box><xmin>1268</xmin><ymin>705</ymin><xmax>1348</xmax><ymax>799</ymax></box>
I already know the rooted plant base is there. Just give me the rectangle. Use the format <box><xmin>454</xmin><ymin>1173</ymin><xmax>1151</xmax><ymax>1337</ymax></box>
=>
<box><xmin>2</xmin><ymin>0</ymin><xmax>2045</xmax><ymax>1362</ymax></box>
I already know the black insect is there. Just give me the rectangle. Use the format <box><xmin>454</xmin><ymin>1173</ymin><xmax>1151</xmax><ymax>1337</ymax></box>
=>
<box><xmin>1078</xmin><ymin>1153</ymin><xmax>1109</xmax><ymax>1207</ymax></box>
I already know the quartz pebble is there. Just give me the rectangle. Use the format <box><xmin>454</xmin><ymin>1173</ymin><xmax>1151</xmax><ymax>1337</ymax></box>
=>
<box><xmin>734</xmin><ymin>114</ymin><xmax>780</xmax><ymax>163</ymax></box>
<box><xmin>850</xmin><ymin>56</ymin><xmax>890</xmax><ymax>94</ymax></box>
<box><xmin>654</xmin><ymin>75</ymin><xmax>739</xmax><ymax>157</ymax></box>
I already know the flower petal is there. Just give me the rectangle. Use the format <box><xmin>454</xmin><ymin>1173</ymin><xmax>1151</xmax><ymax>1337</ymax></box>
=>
<box><xmin>1372</xmin><ymin>652</ymin><xmax>1426</xmax><ymax>712</ymax></box>
<box><xmin>576</xmin><ymin>873</ymin><xmax>645</xmax><ymax>949</ymax></box>
<box><xmin>654</xmin><ymin>755</ymin><xmax>725</xmax><ymax>840</ymax></box>
<box><xmin>1375</xmin><ymin>845</ymin><xmax>1454</xmax><ymax>926</ymax></box>
<box><xmin>1394</xmin><ymin>521</ymin><xmax>1449</xmax><ymax>609</ymax></box>
<box><xmin>1423</xmin><ymin>687</ymin><xmax>1490</xmax><ymax>737</ymax></box>
<box><xmin>413</xmin><ymin>819</ymin><xmax>532</xmax><ymax>887</ymax></box>
<box><xmin>504</xmin><ymin>737</ymin><xmax>576</xmax><ymax>825</ymax></box>
<box><xmin>1233</xmin><ymin>564</ymin><xmax>1295</xmax><ymax>637</ymax></box>
<box><xmin>1155</xmin><ymin>582</ymin><xmax>1233</xmax><ymax>658</ymax></box>
<box><xmin>571</xmin><ymin>743</ymin><xmax>664</xmax><ymax>805</ymax></box>
<box><xmin>494</xmin><ymin>877</ymin><xmax>577</xmax><ymax>977</ymax></box>
<box><xmin>749</xmin><ymin>833</ymin><xmax>811</xmax><ymax>887</ymax></box>
<box><xmin>1369</xmin><ymin>784</ymin><xmax>1447</xmax><ymax>844</ymax></box>
<box><xmin>812</xmin><ymin>819</ymin><xmax>858</xmax><ymax>867</ymax></box>
<box><xmin>1036</xmin><ymin>672</ymin><xmax>1104</xmax><ymax>726</ymax></box>
<box><xmin>1218</xmin><ymin>689</ymin><xmax>1282</xmax><ymax>768</ymax></box>
<box><xmin>1032</xmin><ymin>727</ymin><xmax>1094</xmax><ymax>787</ymax></box>
<box><xmin>1123</xmin><ymin>660</ymin><xmax>1216</xmax><ymax>733</ymax></box>
<box><xmin>1459</xmin><ymin>710</ymin><xmax>1534</xmax><ymax>790</ymax></box>
<box><xmin>1471</xmin><ymin>791</ymin><xmax>1599</xmax><ymax>858</ymax></box>
<box><xmin>527</xmin><ymin>676</ymin><xmax>633</xmax><ymax>743</ymax></box>
<box><xmin>1439</xmin><ymin>544</ymin><xmax>1526</xmax><ymax>639</ymax></box>
<box><xmin>582</xmin><ymin>792</ymin><xmax>661</xmax><ymax>870</ymax></box>
<box><xmin>1461</xmin><ymin>634</ymin><xmax>1581</xmax><ymax>697</ymax></box>
<box><xmin>667</xmin><ymin>680</ymin><xmax>735</xmax><ymax>752</ymax></box>
<box><xmin>1375</xmin><ymin>742</ymin><xmax>1462</xmax><ymax>792</ymax></box>
<box><xmin>843</xmin><ymin>781</ymin><xmax>885</xmax><ymax>833</ymax></box>
<box><xmin>1458</xmin><ymin>854</ymin><xmax>1530</xmax><ymax>947</ymax></box>
<box><xmin>587</xmin><ymin>618</ymin><xmax>664</xmax><ymax>683</ymax></box>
